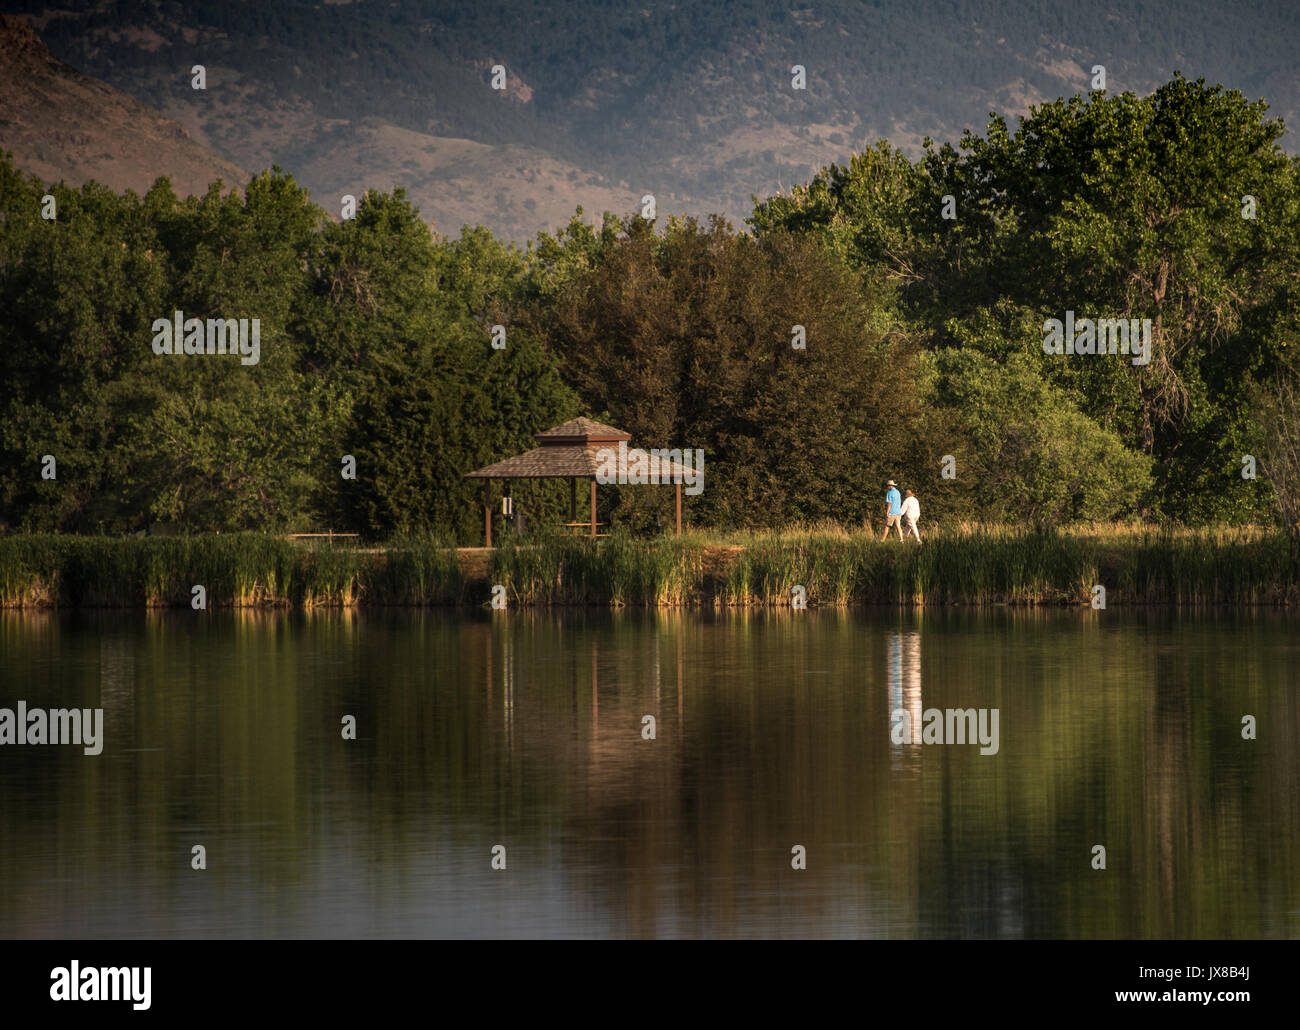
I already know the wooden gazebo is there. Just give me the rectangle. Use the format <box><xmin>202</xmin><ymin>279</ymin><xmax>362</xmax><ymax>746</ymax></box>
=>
<box><xmin>464</xmin><ymin>418</ymin><xmax>690</xmax><ymax>545</ymax></box>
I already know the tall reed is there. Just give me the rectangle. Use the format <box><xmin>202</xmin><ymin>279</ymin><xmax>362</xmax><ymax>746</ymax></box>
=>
<box><xmin>1</xmin><ymin>525</ymin><xmax>1296</xmax><ymax>608</ymax></box>
<box><xmin>361</xmin><ymin>534</ymin><xmax>463</xmax><ymax>605</ymax></box>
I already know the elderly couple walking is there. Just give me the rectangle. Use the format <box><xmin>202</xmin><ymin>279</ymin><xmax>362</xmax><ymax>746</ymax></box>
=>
<box><xmin>882</xmin><ymin>479</ymin><xmax>921</xmax><ymax>542</ymax></box>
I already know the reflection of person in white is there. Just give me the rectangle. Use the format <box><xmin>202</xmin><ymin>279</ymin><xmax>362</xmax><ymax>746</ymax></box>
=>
<box><xmin>901</xmin><ymin>489</ymin><xmax>921</xmax><ymax>542</ymax></box>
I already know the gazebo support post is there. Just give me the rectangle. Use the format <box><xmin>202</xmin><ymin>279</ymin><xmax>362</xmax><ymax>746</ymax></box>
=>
<box><xmin>483</xmin><ymin>479</ymin><xmax>492</xmax><ymax>548</ymax></box>
<box><xmin>676</xmin><ymin>481</ymin><xmax>682</xmax><ymax>535</ymax></box>
<box><xmin>570</xmin><ymin>478</ymin><xmax>576</xmax><ymax>525</ymax></box>
<box><xmin>589</xmin><ymin>479</ymin><xmax>597</xmax><ymax>540</ymax></box>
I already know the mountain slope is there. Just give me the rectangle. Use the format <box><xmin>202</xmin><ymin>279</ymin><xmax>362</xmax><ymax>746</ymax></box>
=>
<box><xmin>0</xmin><ymin>14</ymin><xmax>248</xmax><ymax>198</ymax></box>
<box><xmin>5</xmin><ymin>1</ymin><xmax>1297</xmax><ymax>240</ymax></box>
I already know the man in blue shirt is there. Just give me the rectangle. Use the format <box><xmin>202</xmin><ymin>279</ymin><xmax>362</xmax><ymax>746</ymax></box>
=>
<box><xmin>882</xmin><ymin>479</ymin><xmax>903</xmax><ymax>541</ymax></box>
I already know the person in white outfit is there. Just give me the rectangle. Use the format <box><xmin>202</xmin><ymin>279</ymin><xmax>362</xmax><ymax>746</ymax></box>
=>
<box><xmin>901</xmin><ymin>489</ymin><xmax>921</xmax><ymax>542</ymax></box>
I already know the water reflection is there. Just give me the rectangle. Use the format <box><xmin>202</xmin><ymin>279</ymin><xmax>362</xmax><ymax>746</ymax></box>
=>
<box><xmin>0</xmin><ymin>608</ymin><xmax>1296</xmax><ymax>938</ymax></box>
<box><xmin>888</xmin><ymin>630</ymin><xmax>923</xmax><ymax>765</ymax></box>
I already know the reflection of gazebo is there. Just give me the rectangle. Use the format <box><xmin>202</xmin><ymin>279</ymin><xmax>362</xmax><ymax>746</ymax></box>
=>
<box><xmin>464</xmin><ymin>418</ymin><xmax>689</xmax><ymax>545</ymax></box>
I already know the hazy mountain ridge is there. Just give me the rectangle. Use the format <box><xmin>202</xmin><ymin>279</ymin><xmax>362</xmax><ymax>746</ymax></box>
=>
<box><xmin>4</xmin><ymin>0</ymin><xmax>1297</xmax><ymax>240</ymax></box>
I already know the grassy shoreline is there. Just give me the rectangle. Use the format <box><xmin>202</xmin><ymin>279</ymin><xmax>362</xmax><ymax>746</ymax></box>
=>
<box><xmin>1</xmin><ymin>526</ymin><xmax>1297</xmax><ymax>609</ymax></box>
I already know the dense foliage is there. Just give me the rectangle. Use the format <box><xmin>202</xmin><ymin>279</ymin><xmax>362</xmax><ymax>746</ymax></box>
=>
<box><xmin>0</xmin><ymin>164</ymin><xmax>575</xmax><ymax>538</ymax></box>
<box><xmin>2</xmin><ymin>77</ymin><xmax>1297</xmax><ymax>537</ymax></box>
<box><xmin>752</xmin><ymin>78</ymin><xmax>1300</xmax><ymax>525</ymax></box>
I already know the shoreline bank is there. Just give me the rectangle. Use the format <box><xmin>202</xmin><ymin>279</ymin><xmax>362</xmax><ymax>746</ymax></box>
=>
<box><xmin>2</xmin><ymin>528</ymin><xmax>1297</xmax><ymax>609</ymax></box>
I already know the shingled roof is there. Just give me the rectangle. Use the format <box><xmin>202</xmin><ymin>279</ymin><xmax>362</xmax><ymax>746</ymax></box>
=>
<box><xmin>464</xmin><ymin>444</ymin><xmax>608</xmax><ymax>479</ymax></box>
<box><xmin>534</xmin><ymin>417</ymin><xmax>630</xmax><ymax>444</ymax></box>
<box><xmin>465</xmin><ymin>419</ymin><xmax>692</xmax><ymax>479</ymax></box>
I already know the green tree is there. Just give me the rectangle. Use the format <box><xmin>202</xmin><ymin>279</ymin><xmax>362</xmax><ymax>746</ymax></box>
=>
<box><xmin>930</xmin><ymin>76</ymin><xmax>1299</xmax><ymax>520</ymax></box>
<box><xmin>0</xmin><ymin>157</ymin><xmax>168</xmax><ymax>530</ymax></box>
<box><xmin>306</xmin><ymin>192</ymin><xmax>575</xmax><ymax>538</ymax></box>
<box><xmin>529</xmin><ymin>214</ymin><xmax>941</xmax><ymax>528</ymax></box>
<box><xmin>922</xmin><ymin>346</ymin><xmax>1153</xmax><ymax>524</ymax></box>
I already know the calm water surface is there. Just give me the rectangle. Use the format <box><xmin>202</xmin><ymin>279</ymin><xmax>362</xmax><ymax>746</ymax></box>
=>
<box><xmin>1</xmin><ymin>608</ymin><xmax>1296</xmax><ymax>938</ymax></box>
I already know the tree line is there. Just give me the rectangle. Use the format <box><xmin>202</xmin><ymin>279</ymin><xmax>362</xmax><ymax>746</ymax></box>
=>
<box><xmin>2</xmin><ymin>76</ymin><xmax>1298</xmax><ymax>540</ymax></box>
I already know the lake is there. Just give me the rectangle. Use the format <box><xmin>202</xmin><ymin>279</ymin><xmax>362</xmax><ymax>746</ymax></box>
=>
<box><xmin>1</xmin><ymin>607</ymin><xmax>1295</xmax><ymax>938</ymax></box>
